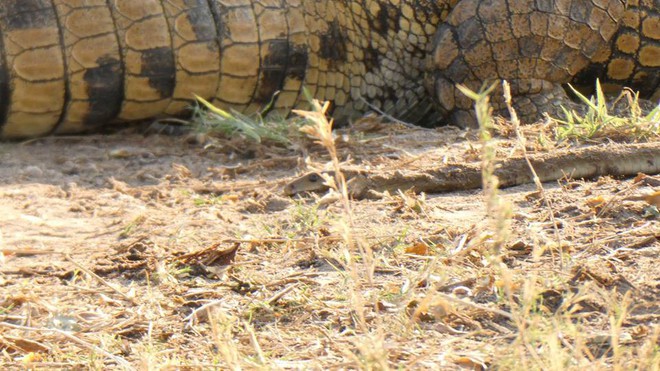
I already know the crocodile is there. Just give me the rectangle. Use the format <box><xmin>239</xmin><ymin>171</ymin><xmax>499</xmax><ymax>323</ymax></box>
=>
<box><xmin>0</xmin><ymin>0</ymin><xmax>657</xmax><ymax>139</ymax></box>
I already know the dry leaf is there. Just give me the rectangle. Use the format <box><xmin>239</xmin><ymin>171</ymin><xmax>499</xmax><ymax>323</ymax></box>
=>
<box><xmin>633</xmin><ymin>173</ymin><xmax>660</xmax><ymax>187</ymax></box>
<box><xmin>405</xmin><ymin>242</ymin><xmax>431</xmax><ymax>256</ymax></box>
<box><xmin>585</xmin><ymin>195</ymin><xmax>607</xmax><ymax>208</ymax></box>
<box><xmin>1</xmin><ymin>337</ymin><xmax>50</xmax><ymax>353</ymax></box>
<box><xmin>631</xmin><ymin>325</ymin><xmax>649</xmax><ymax>339</ymax></box>
<box><xmin>410</xmin><ymin>295</ymin><xmax>453</xmax><ymax>322</ymax></box>
<box><xmin>351</xmin><ymin>114</ymin><xmax>385</xmax><ymax>132</ymax></box>
<box><xmin>177</xmin><ymin>242</ymin><xmax>240</xmax><ymax>267</ymax></box>
<box><xmin>643</xmin><ymin>191</ymin><xmax>660</xmax><ymax>208</ymax></box>
<box><xmin>453</xmin><ymin>355</ymin><xmax>487</xmax><ymax>370</ymax></box>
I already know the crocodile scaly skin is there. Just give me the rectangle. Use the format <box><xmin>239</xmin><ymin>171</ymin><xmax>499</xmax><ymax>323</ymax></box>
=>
<box><xmin>0</xmin><ymin>0</ymin><xmax>656</xmax><ymax>138</ymax></box>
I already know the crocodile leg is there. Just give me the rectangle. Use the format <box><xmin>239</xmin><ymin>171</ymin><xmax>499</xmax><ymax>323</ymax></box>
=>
<box><xmin>427</xmin><ymin>0</ymin><xmax>629</xmax><ymax>127</ymax></box>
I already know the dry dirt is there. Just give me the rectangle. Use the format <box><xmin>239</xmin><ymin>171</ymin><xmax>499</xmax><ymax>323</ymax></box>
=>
<box><xmin>0</xmin><ymin>122</ymin><xmax>658</xmax><ymax>370</ymax></box>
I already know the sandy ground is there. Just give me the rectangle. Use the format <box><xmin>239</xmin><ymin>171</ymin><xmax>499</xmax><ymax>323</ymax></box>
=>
<box><xmin>0</xmin><ymin>123</ymin><xmax>658</xmax><ymax>369</ymax></box>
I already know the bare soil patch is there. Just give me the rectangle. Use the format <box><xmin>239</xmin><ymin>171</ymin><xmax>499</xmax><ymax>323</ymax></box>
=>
<box><xmin>1</xmin><ymin>123</ymin><xmax>658</xmax><ymax>369</ymax></box>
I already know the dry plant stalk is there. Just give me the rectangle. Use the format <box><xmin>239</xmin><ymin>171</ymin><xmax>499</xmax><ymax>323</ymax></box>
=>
<box><xmin>294</xmin><ymin>101</ymin><xmax>377</xmax><ymax>334</ymax></box>
<box><xmin>502</xmin><ymin>80</ymin><xmax>564</xmax><ymax>270</ymax></box>
<box><xmin>457</xmin><ymin>82</ymin><xmax>512</xmax><ymax>256</ymax></box>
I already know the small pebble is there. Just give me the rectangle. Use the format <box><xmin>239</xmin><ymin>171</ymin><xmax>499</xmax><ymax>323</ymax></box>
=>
<box><xmin>23</xmin><ymin>165</ymin><xmax>43</xmax><ymax>178</ymax></box>
<box><xmin>109</xmin><ymin>148</ymin><xmax>134</xmax><ymax>159</ymax></box>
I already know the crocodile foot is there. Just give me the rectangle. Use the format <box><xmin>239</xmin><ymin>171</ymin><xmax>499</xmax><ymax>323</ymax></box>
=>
<box><xmin>426</xmin><ymin>0</ymin><xmax>628</xmax><ymax>127</ymax></box>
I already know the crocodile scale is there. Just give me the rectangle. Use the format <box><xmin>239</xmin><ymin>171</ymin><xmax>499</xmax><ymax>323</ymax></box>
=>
<box><xmin>0</xmin><ymin>0</ymin><xmax>657</xmax><ymax>138</ymax></box>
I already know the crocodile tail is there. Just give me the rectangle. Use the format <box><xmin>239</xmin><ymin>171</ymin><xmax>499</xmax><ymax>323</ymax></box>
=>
<box><xmin>0</xmin><ymin>0</ymin><xmax>313</xmax><ymax>139</ymax></box>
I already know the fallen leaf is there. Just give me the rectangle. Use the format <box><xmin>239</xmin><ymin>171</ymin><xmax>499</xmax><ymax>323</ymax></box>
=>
<box><xmin>631</xmin><ymin>325</ymin><xmax>649</xmax><ymax>339</ymax></box>
<box><xmin>351</xmin><ymin>113</ymin><xmax>385</xmax><ymax>132</ymax></box>
<box><xmin>585</xmin><ymin>195</ymin><xmax>607</xmax><ymax>209</ymax></box>
<box><xmin>178</xmin><ymin>242</ymin><xmax>240</xmax><ymax>266</ymax></box>
<box><xmin>405</xmin><ymin>242</ymin><xmax>431</xmax><ymax>256</ymax></box>
<box><xmin>453</xmin><ymin>355</ymin><xmax>487</xmax><ymax>370</ymax></box>
<box><xmin>643</xmin><ymin>191</ymin><xmax>660</xmax><ymax>208</ymax></box>
<box><xmin>1</xmin><ymin>337</ymin><xmax>50</xmax><ymax>353</ymax></box>
<box><xmin>410</xmin><ymin>295</ymin><xmax>453</xmax><ymax>322</ymax></box>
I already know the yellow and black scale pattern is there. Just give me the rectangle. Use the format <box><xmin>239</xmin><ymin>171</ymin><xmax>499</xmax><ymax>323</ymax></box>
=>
<box><xmin>0</xmin><ymin>0</ymin><xmax>657</xmax><ymax>138</ymax></box>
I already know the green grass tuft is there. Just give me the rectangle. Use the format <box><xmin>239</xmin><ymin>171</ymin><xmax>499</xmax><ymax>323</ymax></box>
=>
<box><xmin>554</xmin><ymin>80</ymin><xmax>659</xmax><ymax>143</ymax></box>
<box><xmin>192</xmin><ymin>95</ymin><xmax>309</xmax><ymax>145</ymax></box>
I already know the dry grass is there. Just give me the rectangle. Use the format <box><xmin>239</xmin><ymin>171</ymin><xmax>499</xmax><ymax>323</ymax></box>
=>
<box><xmin>0</xmin><ymin>85</ymin><xmax>658</xmax><ymax>370</ymax></box>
